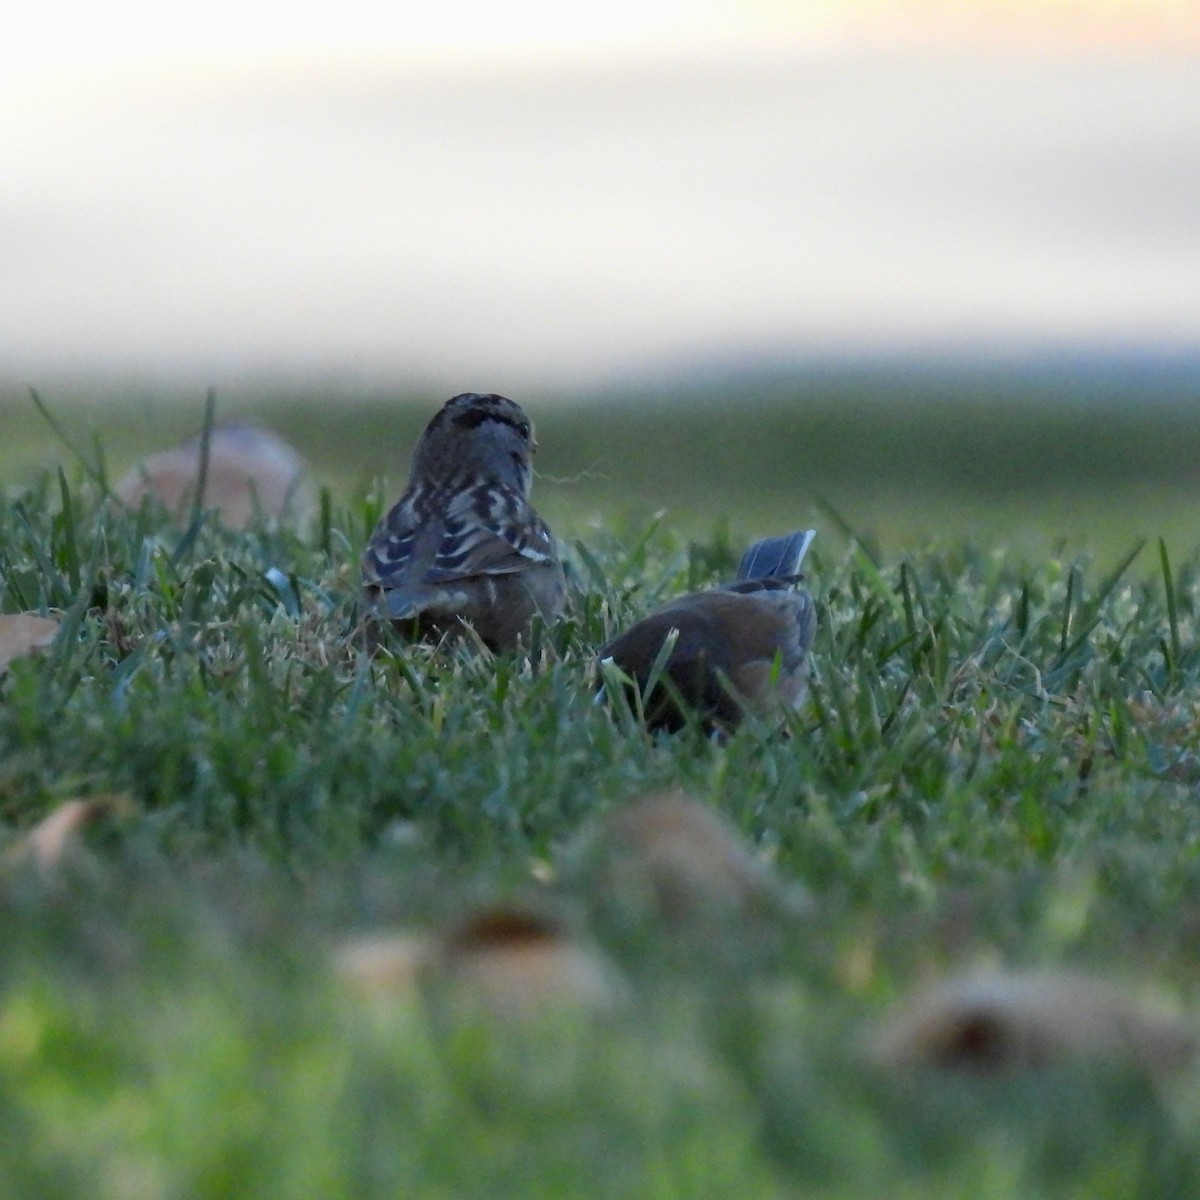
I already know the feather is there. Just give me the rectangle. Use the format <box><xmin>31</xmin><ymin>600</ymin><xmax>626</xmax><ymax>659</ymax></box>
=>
<box><xmin>735</xmin><ymin>529</ymin><xmax>816</xmax><ymax>583</ymax></box>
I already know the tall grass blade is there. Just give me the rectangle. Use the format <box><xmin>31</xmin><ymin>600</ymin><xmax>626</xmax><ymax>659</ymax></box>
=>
<box><xmin>1058</xmin><ymin>565</ymin><xmax>1076</xmax><ymax>658</ymax></box>
<box><xmin>28</xmin><ymin>387</ymin><xmax>108</xmax><ymax>492</ymax></box>
<box><xmin>1054</xmin><ymin>540</ymin><xmax>1144</xmax><ymax>667</ymax></box>
<box><xmin>173</xmin><ymin>388</ymin><xmax>219</xmax><ymax>564</ymax></box>
<box><xmin>55</xmin><ymin>468</ymin><xmax>82</xmax><ymax>593</ymax></box>
<box><xmin>1159</xmin><ymin>536</ymin><xmax>1181</xmax><ymax>681</ymax></box>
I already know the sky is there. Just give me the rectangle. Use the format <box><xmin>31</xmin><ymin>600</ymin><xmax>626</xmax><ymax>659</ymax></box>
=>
<box><xmin>2</xmin><ymin>0</ymin><xmax>1199</xmax><ymax>394</ymax></box>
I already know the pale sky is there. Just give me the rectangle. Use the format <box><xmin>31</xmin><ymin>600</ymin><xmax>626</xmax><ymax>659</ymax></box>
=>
<box><xmin>2</xmin><ymin>0</ymin><xmax>1198</xmax><ymax>392</ymax></box>
<box><xmin>5</xmin><ymin>0</ymin><xmax>1196</xmax><ymax>74</ymax></box>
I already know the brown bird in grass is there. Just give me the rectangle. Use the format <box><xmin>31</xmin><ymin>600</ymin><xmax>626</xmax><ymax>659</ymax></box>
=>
<box><xmin>598</xmin><ymin>530</ymin><xmax>817</xmax><ymax>732</ymax></box>
<box><xmin>362</xmin><ymin>393</ymin><xmax>567</xmax><ymax>651</ymax></box>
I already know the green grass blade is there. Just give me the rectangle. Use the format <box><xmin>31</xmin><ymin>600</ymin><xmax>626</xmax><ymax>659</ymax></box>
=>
<box><xmin>1159</xmin><ymin>536</ymin><xmax>1181</xmax><ymax>681</ymax></box>
<box><xmin>27</xmin><ymin>386</ymin><xmax>108</xmax><ymax>492</ymax></box>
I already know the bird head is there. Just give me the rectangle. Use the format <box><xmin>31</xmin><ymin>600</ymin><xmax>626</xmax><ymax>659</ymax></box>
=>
<box><xmin>410</xmin><ymin>392</ymin><xmax>537</xmax><ymax>495</ymax></box>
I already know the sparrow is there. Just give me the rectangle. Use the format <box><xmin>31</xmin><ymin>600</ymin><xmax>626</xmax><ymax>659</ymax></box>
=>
<box><xmin>362</xmin><ymin>392</ymin><xmax>567</xmax><ymax>651</ymax></box>
<box><xmin>598</xmin><ymin>530</ymin><xmax>817</xmax><ymax>732</ymax></box>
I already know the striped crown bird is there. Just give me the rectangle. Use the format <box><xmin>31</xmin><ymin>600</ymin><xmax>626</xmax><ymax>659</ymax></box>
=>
<box><xmin>362</xmin><ymin>393</ymin><xmax>567</xmax><ymax>650</ymax></box>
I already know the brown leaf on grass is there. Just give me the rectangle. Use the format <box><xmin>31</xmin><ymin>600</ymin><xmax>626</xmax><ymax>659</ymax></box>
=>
<box><xmin>115</xmin><ymin>421</ymin><xmax>314</xmax><ymax>529</ymax></box>
<box><xmin>869</xmin><ymin>968</ymin><xmax>1195</xmax><ymax>1077</ymax></box>
<box><xmin>334</xmin><ymin>932</ymin><xmax>431</xmax><ymax>998</ymax></box>
<box><xmin>335</xmin><ymin>906</ymin><xmax>623</xmax><ymax>1018</ymax></box>
<box><xmin>429</xmin><ymin>905</ymin><xmax>624</xmax><ymax>1018</ymax></box>
<box><xmin>7</xmin><ymin>793</ymin><xmax>137</xmax><ymax>872</ymax></box>
<box><xmin>578</xmin><ymin>790</ymin><xmax>804</xmax><ymax>930</ymax></box>
<box><xmin>0</xmin><ymin>613</ymin><xmax>59</xmax><ymax>674</ymax></box>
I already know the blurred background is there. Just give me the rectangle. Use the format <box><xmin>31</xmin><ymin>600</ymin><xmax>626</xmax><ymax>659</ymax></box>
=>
<box><xmin>3</xmin><ymin>0</ymin><xmax>1199</xmax><ymax>552</ymax></box>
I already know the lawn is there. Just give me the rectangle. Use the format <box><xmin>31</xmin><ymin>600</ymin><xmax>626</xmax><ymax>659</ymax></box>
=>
<box><xmin>1</xmin><ymin>373</ymin><xmax>1200</xmax><ymax>1197</ymax></box>
<box><xmin>7</xmin><ymin>360</ymin><xmax>1200</xmax><ymax>553</ymax></box>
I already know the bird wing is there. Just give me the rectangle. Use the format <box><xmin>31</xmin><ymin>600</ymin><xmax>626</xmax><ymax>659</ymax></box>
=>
<box><xmin>421</xmin><ymin>485</ymin><xmax>557</xmax><ymax>582</ymax></box>
<box><xmin>365</xmin><ymin>483</ymin><xmax>556</xmax><ymax>591</ymax></box>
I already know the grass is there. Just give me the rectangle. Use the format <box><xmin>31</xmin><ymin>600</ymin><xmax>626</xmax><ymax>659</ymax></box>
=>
<box><xmin>3</xmin><ymin>383</ymin><xmax>1200</xmax><ymax>1195</ymax></box>
<box><xmin>7</xmin><ymin>365</ymin><xmax>1200</xmax><ymax>554</ymax></box>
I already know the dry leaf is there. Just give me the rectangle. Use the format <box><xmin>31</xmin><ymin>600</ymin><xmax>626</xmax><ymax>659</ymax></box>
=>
<box><xmin>428</xmin><ymin>905</ymin><xmax>624</xmax><ymax>1018</ymax></box>
<box><xmin>869</xmin><ymin>968</ymin><xmax>1195</xmax><ymax>1076</ymax></box>
<box><xmin>115</xmin><ymin>421</ymin><xmax>313</xmax><ymax>529</ymax></box>
<box><xmin>581</xmin><ymin>790</ymin><xmax>800</xmax><ymax>928</ymax></box>
<box><xmin>0</xmin><ymin>613</ymin><xmax>59</xmax><ymax>674</ymax></box>
<box><xmin>334</xmin><ymin>932</ymin><xmax>431</xmax><ymax>998</ymax></box>
<box><xmin>8</xmin><ymin>793</ymin><xmax>136</xmax><ymax>871</ymax></box>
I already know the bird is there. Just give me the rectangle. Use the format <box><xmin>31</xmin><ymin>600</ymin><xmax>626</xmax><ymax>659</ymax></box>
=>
<box><xmin>598</xmin><ymin>530</ymin><xmax>816</xmax><ymax>732</ymax></box>
<box><xmin>361</xmin><ymin>392</ymin><xmax>567</xmax><ymax>651</ymax></box>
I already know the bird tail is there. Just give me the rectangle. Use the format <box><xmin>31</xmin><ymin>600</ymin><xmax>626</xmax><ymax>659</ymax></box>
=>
<box><xmin>366</xmin><ymin>583</ymin><xmax>464</xmax><ymax>623</ymax></box>
<box><xmin>735</xmin><ymin>530</ymin><xmax>816</xmax><ymax>583</ymax></box>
